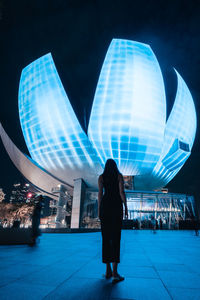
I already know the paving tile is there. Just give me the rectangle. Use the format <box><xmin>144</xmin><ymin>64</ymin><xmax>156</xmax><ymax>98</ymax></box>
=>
<box><xmin>73</xmin><ymin>261</ymin><xmax>106</xmax><ymax>279</ymax></box>
<box><xmin>157</xmin><ymin>270</ymin><xmax>200</xmax><ymax>288</ymax></box>
<box><xmin>154</xmin><ymin>263</ymin><xmax>192</xmax><ymax>272</ymax></box>
<box><xmin>148</xmin><ymin>256</ymin><xmax>181</xmax><ymax>264</ymax></box>
<box><xmin>59</xmin><ymin>256</ymin><xmax>92</xmax><ymax>269</ymax></box>
<box><xmin>0</xmin><ymin>231</ymin><xmax>200</xmax><ymax>299</ymax></box>
<box><xmin>189</xmin><ymin>266</ymin><xmax>200</xmax><ymax>276</ymax></box>
<box><xmin>44</xmin><ymin>277</ymin><xmax>112</xmax><ymax>300</ymax></box>
<box><xmin>0</xmin><ymin>264</ymin><xmax>43</xmax><ymax>279</ymax></box>
<box><xmin>120</xmin><ymin>258</ymin><xmax>153</xmax><ymax>267</ymax></box>
<box><xmin>168</xmin><ymin>287</ymin><xmax>200</xmax><ymax>300</ymax></box>
<box><xmin>19</xmin><ymin>264</ymin><xmax>80</xmax><ymax>286</ymax></box>
<box><xmin>0</xmin><ymin>275</ymin><xmax>18</xmax><ymax>288</ymax></box>
<box><xmin>0</xmin><ymin>281</ymin><xmax>55</xmax><ymax>300</ymax></box>
<box><xmin>22</xmin><ymin>256</ymin><xmax>61</xmax><ymax>266</ymax></box>
<box><xmin>117</xmin><ymin>265</ymin><xmax>159</xmax><ymax>279</ymax></box>
<box><xmin>0</xmin><ymin>259</ymin><xmax>20</xmax><ymax>268</ymax></box>
<box><xmin>110</xmin><ymin>277</ymin><xmax>171</xmax><ymax>300</ymax></box>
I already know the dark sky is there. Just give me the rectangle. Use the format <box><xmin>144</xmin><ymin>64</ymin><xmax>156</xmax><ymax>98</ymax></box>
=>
<box><xmin>0</xmin><ymin>0</ymin><xmax>200</xmax><ymax>200</ymax></box>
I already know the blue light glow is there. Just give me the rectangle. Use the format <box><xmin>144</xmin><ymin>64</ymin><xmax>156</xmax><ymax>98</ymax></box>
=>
<box><xmin>135</xmin><ymin>69</ymin><xmax>197</xmax><ymax>190</ymax></box>
<box><xmin>18</xmin><ymin>40</ymin><xmax>197</xmax><ymax>190</ymax></box>
<box><xmin>88</xmin><ymin>39</ymin><xmax>166</xmax><ymax>175</ymax></box>
<box><xmin>150</xmin><ymin>70</ymin><xmax>197</xmax><ymax>187</ymax></box>
<box><xmin>18</xmin><ymin>53</ymin><xmax>102</xmax><ymax>187</ymax></box>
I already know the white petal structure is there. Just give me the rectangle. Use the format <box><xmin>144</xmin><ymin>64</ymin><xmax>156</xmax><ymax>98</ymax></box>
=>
<box><xmin>0</xmin><ymin>123</ymin><xmax>71</xmax><ymax>199</ymax></box>
<box><xmin>135</xmin><ymin>69</ymin><xmax>197</xmax><ymax>189</ymax></box>
<box><xmin>1</xmin><ymin>38</ymin><xmax>195</xmax><ymax>193</ymax></box>
<box><xmin>18</xmin><ymin>53</ymin><xmax>103</xmax><ymax>188</ymax></box>
<box><xmin>88</xmin><ymin>39</ymin><xmax>166</xmax><ymax>175</ymax></box>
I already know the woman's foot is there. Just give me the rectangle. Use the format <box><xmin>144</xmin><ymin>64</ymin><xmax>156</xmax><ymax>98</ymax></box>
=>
<box><xmin>105</xmin><ymin>263</ymin><xmax>112</xmax><ymax>279</ymax></box>
<box><xmin>104</xmin><ymin>272</ymin><xmax>112</xmax><ymax>279</ymax></box>
<box><xmin>112</xmin><ymin>273</ymin><xmax>125</xmax><ymax>284</ymax></box>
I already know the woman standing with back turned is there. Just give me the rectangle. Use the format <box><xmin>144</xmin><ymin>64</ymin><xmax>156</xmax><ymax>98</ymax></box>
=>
<box><xmin>98</xmin><ymin>159</ymin><xmax>128</xmax><ymax>283</ymax></box>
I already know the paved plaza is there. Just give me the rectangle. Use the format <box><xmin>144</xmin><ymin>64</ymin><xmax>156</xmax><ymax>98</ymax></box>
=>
<box><xmin>0</xmin><ymin>230</ymin><xmax>200</xmax><ymax>300</ymax></box>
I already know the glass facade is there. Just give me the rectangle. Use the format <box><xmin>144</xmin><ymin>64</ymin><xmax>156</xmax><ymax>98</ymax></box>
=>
<box><xmin>80</xmin><ymin>190</ymin><xmax>195</xmax><ymax>229</ymax></box>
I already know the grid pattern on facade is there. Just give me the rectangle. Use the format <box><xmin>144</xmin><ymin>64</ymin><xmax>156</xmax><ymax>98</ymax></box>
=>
<box><xmin>18</xmin><ymin>53</ymin><xmax>102</xmax><ymax>185</ymax></box>
<box><xmin>17</xmin><ymin>39</ymin><xmax>196</xmax><ymax>191</ymax></box>
<box><xmin>88</xmin><ymin>39</ymin><xmax>166</xmax><ymax>176</ymax></box>
<box><xmin>151</xmin><ymin>70</ymin><xmax>197</xmax><ymax>186</ymax></box>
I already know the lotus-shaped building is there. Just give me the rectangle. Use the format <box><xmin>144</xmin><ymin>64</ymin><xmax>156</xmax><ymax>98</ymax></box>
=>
<box><xmin>1</xmin><ymin>39</ymin><xmax>197</xmax><ymax>197</ymax></box>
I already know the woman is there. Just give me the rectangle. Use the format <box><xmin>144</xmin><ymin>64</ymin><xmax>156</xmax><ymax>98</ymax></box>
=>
<box><xmin>98</xmin><ymin>159</ymin><xmax>128</xmax><ymax>283</ymax></box>
<box><xmin>31</xmin><ymin>195</ymin><xmax>43</xmax><ymax>245</ymax></box>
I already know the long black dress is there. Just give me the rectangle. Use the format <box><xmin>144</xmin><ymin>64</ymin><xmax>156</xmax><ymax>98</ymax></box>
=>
<box><xmin>100</xmin><ymin>173</ymin><xmax>123</xmax><ymax>263</ymax></box>
<box><xmin>32</xmin><ymin>202</ymin><xmax>42</xmax><ymax>238</ymax></box>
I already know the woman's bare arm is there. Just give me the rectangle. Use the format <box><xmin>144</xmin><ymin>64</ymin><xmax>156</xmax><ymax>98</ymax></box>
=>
<box><xmin>98</xmin><ymin>175</ymin><xmax>103</xmax><ymax>218</ymax></box>
<box><xmin>119</xmin><ymin>174</ymin><xmax>128</xmax><ymax>217</ymax></box>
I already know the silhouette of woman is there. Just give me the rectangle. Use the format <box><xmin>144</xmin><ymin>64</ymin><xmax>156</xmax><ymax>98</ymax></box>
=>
<box><xmin>31</xmin><ymin>195</ymin><xmax>43</xmax><ymax>245</ymax></box>
<box><xmin>98</xmin><ymin>159</ymin><xmax>128</xmax><ymax>283</ymax></box>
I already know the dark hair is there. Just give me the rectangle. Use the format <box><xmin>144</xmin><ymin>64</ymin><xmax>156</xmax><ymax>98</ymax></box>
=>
<box><xmin>102</xmin><ymin>159</ymin><xmax>120</xmax><ymax>179</ymax></box>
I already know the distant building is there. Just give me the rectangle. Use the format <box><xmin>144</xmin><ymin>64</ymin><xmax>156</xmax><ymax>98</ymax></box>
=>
<box><xmin>9</xmin><ymin>183</ymin><xmax>30</xmax><ymax>204</ymax></box>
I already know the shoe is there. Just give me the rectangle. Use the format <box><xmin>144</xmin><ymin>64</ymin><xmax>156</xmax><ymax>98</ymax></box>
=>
<box><xmin>103</xmin><ymin>272</ymin><xmax>112</xmax><ymax>279</ymax></box>
<box><xmin>112</xmin><ymin>274</ymin><xmax>124</xmax><ymax>284</ymax></box>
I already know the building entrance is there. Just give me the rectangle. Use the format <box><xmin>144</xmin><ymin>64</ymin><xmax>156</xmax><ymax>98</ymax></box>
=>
<box><xmin>126</xmin><ymin>191</ymin><xmax>195</xmax><ymax>230</ymax></box>
<box><xmin>80</xmin><ymin>189</ymin><xmax>195</xmax><ymax>229</ymax></box>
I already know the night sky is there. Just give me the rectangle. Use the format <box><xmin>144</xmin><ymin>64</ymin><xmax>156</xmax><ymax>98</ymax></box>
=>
<box><xmin>0</xmin><ymin>0</ymin><xmax>200</xmax><ymax>202</ymax></box>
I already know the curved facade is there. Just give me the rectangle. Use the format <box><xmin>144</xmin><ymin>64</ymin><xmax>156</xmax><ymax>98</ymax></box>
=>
<box><xmin>18</xmin><ymin>53</ymin><xmax>103</xmax><ymax>188</ymax></box>
<box><xmin>135</xmin><ymin>69</ymin><xmax>197</xmax><ymax>189</ymax></box>
<box><xmin>4</xmin><ymin>38</ymin><xmax>196</xmax><ymax>191</ymax></box>
<box><xmin>88</xmin><ymin>39</ymin><xmax>166</xmax><ymax>175</ymax></box>
<box><xmin>0</xmin><ymin>123</ymin><xmax>70</xmax><ymax>199</ymax></box>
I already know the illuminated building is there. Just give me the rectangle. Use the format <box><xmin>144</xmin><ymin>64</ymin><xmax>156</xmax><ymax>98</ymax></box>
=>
<box><xmin>82</xmin><ymin>190</ymin><xmax>195</xmax><ymax>229</ymax></box>
<box><xmin>9</xmin><ymin>183</ymin><xmax>35</xmax><ymax>204</ymax></box>
<box><xmin>0</xmin><ymin>39</ymin><xmax>197</xmax><ymax>228</ymax></box>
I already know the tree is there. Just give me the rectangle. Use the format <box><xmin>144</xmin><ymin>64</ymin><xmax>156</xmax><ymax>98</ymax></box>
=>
<box><xmin>0</xmin><ymin>188</ymin><xmax>5</xmax><ymax>202</ymax></box>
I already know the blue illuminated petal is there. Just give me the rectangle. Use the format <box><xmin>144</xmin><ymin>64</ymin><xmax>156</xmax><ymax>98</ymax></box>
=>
<box><xmin>135</xmin><ymin>69</ymin><xmax>197</xmax><ymax>190</ymax></box>
<box><xmin>17</xmin><ymin>41</ymin><xmax>197</xmax><ymax>191</ymax></box>
<box><xmin>88</xmin><ymin>39</ymin><xmax>166</xmax><ymax>175</ymax></box>
<box><xmin>159</xmin><ymin>70</ymin><xmax>196</xmax><ymax>155</ymax></box>
<box><xmin>153</xmin><ymin>70</ymin><xmax>196</xmax><ymax>184</ymax></box>
<box><xmin>18</xmin><ymin>53</ymin><xmax>102</xmax><ymax>187</ymax></box>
